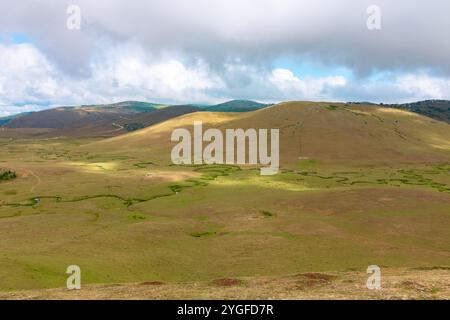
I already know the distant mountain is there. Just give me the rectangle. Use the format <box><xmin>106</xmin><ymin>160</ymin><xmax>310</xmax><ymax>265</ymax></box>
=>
<box><xmin>205</xmin><ymin>100</ymin><xmax>271</xmax><ymax>112</ymax></box>
<box><xmin>387</xmin><ymin>100</ymin><xmax>450</xmax><ymax>124</ymax></box>
<box><xmin>6</xmin><ymin>107</ymin><xmax>116</xmax><ymax>129</ymax></box>
<box><xmin>5</xmin><ymin>101</ymin><xmax>162</xmax><ymax>130</ymax></box>
<box><xmin>78</xmin><ymin>101</ymin><xmax>164</xmax><ymax>114</ymax></box>
<box><xmin>74</xmin><ymin>105</ymin><xmax>199</xmax><ymax>136</ymax></box>
<box><xmin>1</xmin><ymin>101</ymin><xmax>197</xmax><ymax>138</ymax></box>
<box><xmin>1</xmin><ymin>99</ymin><xmax>270</xmax><ymax>136</ymax></box>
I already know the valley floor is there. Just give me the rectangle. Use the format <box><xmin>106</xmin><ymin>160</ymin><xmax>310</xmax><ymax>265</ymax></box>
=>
<box><xmin>0</xmin><ymin>132</ymin><xmax>449</xmax><ymax>299</ymax></box>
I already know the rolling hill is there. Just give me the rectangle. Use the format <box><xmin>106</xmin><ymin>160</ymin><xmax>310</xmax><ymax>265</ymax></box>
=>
<box><xmin>0</xmin><ymin>102</ymin><xmax>199</xmax><ymax>138</ymax></box>
<box><xmin>88</xmin><ymin>101</ymin><xmax>450</xmax><ymax>166</ymax></box>
<box><xmin>0</xmin><ymin>100</ymin><xmax>271</xmax><ymax>138</ymax></box>
<box><xmin>4</xmin><ymin>101</ymin><xmax>160</xmax><ymax>129</ymax></box>
<box><xmin>2</xmin><ymin>99</ymin><xmax>449</xmax><ymax>142</ymax></box>
<box><xmin>204</xmin><ymin>100</ymin><xmax>271</xmax><ymax>112</ymax></box>
<box><xmin>58</xmin><ymin>104</ymin><xmax>200</xmax><ymax>137</ymax></box>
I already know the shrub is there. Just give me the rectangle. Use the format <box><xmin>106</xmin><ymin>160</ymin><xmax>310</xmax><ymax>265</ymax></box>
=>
<box><xmin>0</xmin><ymin>170</ymin><xmax>17</xmax><ymax>181</ymax></box>
<box><xmin>260</xmin><ymin>210</ymin><xmax>276</xmax><ymax>217</ymax></box>
<box><xmin>124</xmin><ymin>123</ymin><xmax>145</xmax><ymax>132</ymax></box>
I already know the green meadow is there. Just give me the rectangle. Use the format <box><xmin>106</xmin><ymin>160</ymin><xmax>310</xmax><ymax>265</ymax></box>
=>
<box><xmin>1</xmin><ymin>137</ymin><xmax>449</xmax><ymax>291</ymax></box>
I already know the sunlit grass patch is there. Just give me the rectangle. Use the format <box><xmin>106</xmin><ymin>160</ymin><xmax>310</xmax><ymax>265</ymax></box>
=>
<box><xmin>298</xmin><ymin>159</ymin><xmax>317</xmax><ymax>168</ymax></box>
<box><xmin>67</xmin><ymin>161</ymin><xmax>119</xmax><ymax>172</ymax></box>
<box><xmin>213</xmin><ymin>171</ymin><xmax>316</xmax><ymax>192</ymax></box>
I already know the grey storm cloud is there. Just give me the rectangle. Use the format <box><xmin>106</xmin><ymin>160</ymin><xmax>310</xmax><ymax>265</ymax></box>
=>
<box><xmin>0</xmin><ymin>0</ymin><xmax>449</xmax><ymax>112</ymax></box>
<box><xmin>1</xmin><ymin>0</ymin><xmax>449</xmax><ymax>77</ymax></box>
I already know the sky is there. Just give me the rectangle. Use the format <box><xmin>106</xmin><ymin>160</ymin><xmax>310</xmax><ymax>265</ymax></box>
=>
<box><xmin>0</xmin><ymin>0</ymin><xmax>449</xmax><ymax>116</ymax></box>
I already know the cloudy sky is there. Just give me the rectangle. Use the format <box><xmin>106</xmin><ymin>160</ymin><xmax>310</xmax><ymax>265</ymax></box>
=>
<box><xmin>0</xmin><ymin>0</ymin><xmax>449</xmax><ymax>116</ymax></box>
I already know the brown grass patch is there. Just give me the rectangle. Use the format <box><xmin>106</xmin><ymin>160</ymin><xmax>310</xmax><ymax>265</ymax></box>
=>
<box><xmin>140</xmin><ymin>281</ymin><xmax>165</xmax><ymax>286</ymax></box>
<box><xmin>399</xmin><ymin>280</ymin><xmax>429</xmax><ymax>292</ymax></box>
<box><xmin>211</xmin><ymin>278</ymin><xmax>245</xmax><ymax>287</ymax></box>
<box><xmin>0</xmin><ymin>268</ymin><xmax>449</xmax><ymax>299</ymax></box>
<box><xmin>295</xmin><ymin>273</ymin><xmax>336</xmax><ymax>290</ymax></box>
<box><xmin>298</xmin><ymin>273</ymin><xmax>336</xmax><ymax>281</ymax></box>
<box><xmin>412</xmin><ymin>266</ymin><xmax>450</xmax><ymax>271</ymax></box>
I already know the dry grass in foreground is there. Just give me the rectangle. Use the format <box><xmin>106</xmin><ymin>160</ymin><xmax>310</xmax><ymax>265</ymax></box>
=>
<box><xmin>1</xmin><ymin>267</ymin><xmax>449</xmax><ymax>300</ymax></box>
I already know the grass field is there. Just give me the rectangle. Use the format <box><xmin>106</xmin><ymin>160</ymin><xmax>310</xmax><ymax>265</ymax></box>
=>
<box><xmin>0</xmin><ymin>103</ymin><xmax>449</xmax><ymax>298</ymax></box>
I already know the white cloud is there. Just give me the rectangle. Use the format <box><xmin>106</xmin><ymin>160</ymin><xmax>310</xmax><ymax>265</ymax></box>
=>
<box><xmin>0</xmin><ymin>43</ymin><xmax>59</xmax><ymax>104</ymax></box>
<box><xmin>0</xmin><ymin>43</ymin><xmax>226</xmax><ymax>113</ymax></box>
<box><xmin>329</xmin><ymin>73</ymin><xmax>450</xmax><ymax>104</ymax></box>
<box><xmin>269</xmin><ymin>69</ymin><xmax>346</xmax><ymax>100</ymax></box>
<box><xmin>91</xmin><ymin>47</ymin><xmax>225</xmax><ymax>102</ymax></box>
<box><xmin>0</xmin><ymin>104</ymin><xmax>50</xmax><ymax>117</ymax></box>
<box><xmin>0</xmin><ymin>42</ymin><xmax>449</xmax><ymax>117</ymax></box>
<box><xmin>2</xmin><ymin>0</ymin><xmax>449</xmax><ymax>76</ymax></box>
<box><xmin>395</xmin><ymin>74</ymin><xmax>450</xmax><ymax>100</ymax></box>
<box><xmin>0</xmin><ymin>42</ymin><xmax>352</xmax><ymax>115</ymax></box>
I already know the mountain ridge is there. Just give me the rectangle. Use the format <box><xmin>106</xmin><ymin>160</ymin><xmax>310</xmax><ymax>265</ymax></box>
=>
<box><xmin>1</xmin><ymin>100</ymin><xmax>449</xmax><ymax>139</ymax></box>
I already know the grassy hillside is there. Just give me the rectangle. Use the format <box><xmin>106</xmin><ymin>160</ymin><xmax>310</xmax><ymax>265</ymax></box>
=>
<box><xmin>90</xmin><ymin>101</ymin><xmax>450</xmax><ymax>166</ymax></box>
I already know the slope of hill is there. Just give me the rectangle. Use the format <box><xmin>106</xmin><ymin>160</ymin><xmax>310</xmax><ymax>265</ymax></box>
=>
<box><xmin>205</xmin><ymin>100</ymin><xmax>270</xmax><ymax>112</ymax></box>
<box><xmin>5</xmin><ymin>101</ymin><xmax>160</xmax><ymax>129</ymax></box>
<box><xmin>88</xmin><ymin>102</ymin><xmax>450</xmax><ymax>166</ymax></box>
<box><xmin>0</xmin><ymin>101</ymin><xmax>197</xmax><ymax>138</ymax></box>
<box><xmin>388</xmin><ymin>100</ymin><xmax>450</xmax><ymax>124</ymax></box>
<box><xmin>122</xmin><ymin>105</ymin><xmax>199</xmax><ymax>130</ymax></box>
<box><xmin>2</xmin><ymin>105</ymin><xmax>198</xmax><ymax>138</ymax></box>
<box><xmin>61</xmin><ymin>105</ymin><xmax>200</xmax><ymax>137</ymax></box>
<box><xmin>6</xmin><ymin>101</ymin><xmax>162</xmax><ymax>129</ymax></box>
<box><xmin>5</xmin><ymin>107</ymin><xmax>116</xmax><ymax>129</ymax></box>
